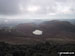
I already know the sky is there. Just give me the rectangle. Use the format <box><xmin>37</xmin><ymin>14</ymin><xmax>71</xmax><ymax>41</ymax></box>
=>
<box><xmin>0</xmin><ymin>0</ymin><xmax>75</xmax><ymax>19</ymax></box>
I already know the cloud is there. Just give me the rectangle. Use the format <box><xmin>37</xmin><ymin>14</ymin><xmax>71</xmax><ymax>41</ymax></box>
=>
<box><xmin>0</xmin><ymin>0</ymin><xmax>75</xmax><ymax>19</ymax></box>
<box><xmin>0</xmin><ymin>0</ymin><xmax>20</xmax><ymax>15</ymax></box>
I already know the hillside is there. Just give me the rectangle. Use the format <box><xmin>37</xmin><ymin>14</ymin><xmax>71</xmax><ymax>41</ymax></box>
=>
<box><xmin>0</xmin><ymin>20</ymin><xmax>75</xmax><ymax>44</ymax></box>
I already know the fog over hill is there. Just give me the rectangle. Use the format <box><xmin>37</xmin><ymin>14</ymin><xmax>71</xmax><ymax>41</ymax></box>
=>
<box><xmin>0</xmin><ymin>19</ymin><xmax>75</xmax><ymax>28</ymax></box>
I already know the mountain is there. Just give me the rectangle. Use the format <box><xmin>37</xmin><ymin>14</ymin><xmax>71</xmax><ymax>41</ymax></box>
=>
<box><xmin>0</xmin><ymin>20</ymin><xmax>75</xmax><ymax>44</ymax></box>
<box><xmin>59</xmin><ymin>19</ymin><xmax>75</xmax><ymax>25</ymax></box>
<box><xmin>15</xmin><ymin>23</ymin><xmax>37</xmax><ymax>36</ymax></box>
<box><xmin>0</xmin><ymin>19</ymin><xmax>45</xmax><ymax>28</ymax></box>
<box><xmin>34</xmin><ymin>20</ymin><xmax>75</xmax><ymax>41</ymax></box>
